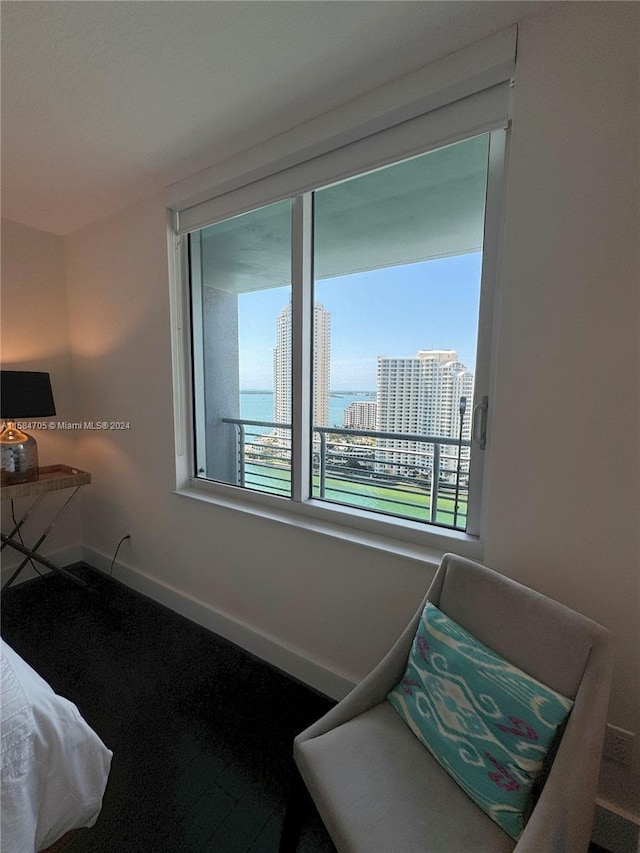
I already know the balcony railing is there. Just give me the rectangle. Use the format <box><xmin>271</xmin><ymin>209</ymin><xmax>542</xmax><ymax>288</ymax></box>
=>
<box><xmin>220</xmin><ymin>418</ymin><xmax>471</xmax><ymax>530</ymax></box>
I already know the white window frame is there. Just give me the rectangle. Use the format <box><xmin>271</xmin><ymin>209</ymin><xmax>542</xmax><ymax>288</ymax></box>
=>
<box><xmin>167</xmin><ymin>29</ymin><xmax>514</xmax><ymax>560</ymax></box>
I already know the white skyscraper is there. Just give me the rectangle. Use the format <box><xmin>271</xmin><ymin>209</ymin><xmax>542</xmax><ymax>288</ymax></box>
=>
<box><xmin>344</xmin><ymin>401</ymin><xmax>378</xmax><ymax>430</ymax></box>
<box><xmin>274</xmin><ymin>305</ymin><xmax>292</xmax><ymax>433</ymax></box>
<box><xmin>273</xmin><ymin>303</ymin><xmax>331</xmax><ymax>430</ymax></box>
<box><xmin>377</xmin><ymin>350</ymin><xmax>474</xmax><ymax>474</ymax></box>
<box><xmin>312</xmin><ymin>304</ymin><xmax>331</xmax><ymax>427</ymax></box>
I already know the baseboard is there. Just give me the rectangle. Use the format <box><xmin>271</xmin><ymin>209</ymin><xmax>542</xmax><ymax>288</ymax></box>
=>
<box><xmin>82</xmin><ymin>545</ymin><xmax>357</xmax><ymax>701</ymax></box>
<box><xmin>593</xmin><ymin>803</ymin><xmax>640</xmax><ymax>853</ymax></box>
<box><xmin>1</xmin><ymin>545</ymin><xmax>83</xmax><ymax>587</ymax></box>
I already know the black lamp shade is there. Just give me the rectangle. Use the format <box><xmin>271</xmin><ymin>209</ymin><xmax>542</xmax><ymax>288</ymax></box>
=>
<box><xmin>1</xmin><ymin>371</ymin><xmax>56</xmax><ymax>419</ymax></box>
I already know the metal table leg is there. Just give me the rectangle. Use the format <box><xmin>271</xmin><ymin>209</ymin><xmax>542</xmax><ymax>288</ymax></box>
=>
<box><xmin>2</xmin><ymin>487</ymin><xmax>87</xmax><ymax>589</ymax></box>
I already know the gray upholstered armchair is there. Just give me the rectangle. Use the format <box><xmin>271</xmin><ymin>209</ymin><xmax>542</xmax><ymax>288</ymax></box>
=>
<box><xmin>281</xmin><ymin>553</ymin><xmax>613</xmax><ymax>852</ymax></box>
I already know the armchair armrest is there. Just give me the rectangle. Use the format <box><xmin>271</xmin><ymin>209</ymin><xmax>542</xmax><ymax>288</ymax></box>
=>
<box><xmin>295</xmin><ymin>602</ymin><xmax>423</xmax><ymax>746</ymax></box>
<box><xmin>515</xmin><ymin>631</ymin><xmax>613</xmax><ymax>853</ymax></box>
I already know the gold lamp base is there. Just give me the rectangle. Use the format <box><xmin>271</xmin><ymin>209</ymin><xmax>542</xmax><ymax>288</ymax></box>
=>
<box><xmin>0</xmin><ymin>422</ymin><xmax>39</xmax><ymax>486</ymax></box>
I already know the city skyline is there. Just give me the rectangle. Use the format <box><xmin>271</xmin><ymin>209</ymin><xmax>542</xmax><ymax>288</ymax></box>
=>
<box><xmin>238</xmin><ymin>251</ymin><xmax>483</xmax><ymax>390</ymax></box>
<box><xmin>243</xmin><ymin>347</ymin><xmax>474</xmax><ymax>433</ymax></box>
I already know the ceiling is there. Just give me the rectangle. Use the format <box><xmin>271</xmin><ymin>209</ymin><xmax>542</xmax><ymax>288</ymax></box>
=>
<box><xmin>1</xmin><ymin>1</ymin><xmax>544</xmax><ymax>236</ymax></box>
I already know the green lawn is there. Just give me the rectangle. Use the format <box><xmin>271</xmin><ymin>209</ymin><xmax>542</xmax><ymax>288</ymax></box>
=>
<box><xmin>244</xmin><ymin>462</ymin><xmax>467</xmax><ymax>528</ymax></box>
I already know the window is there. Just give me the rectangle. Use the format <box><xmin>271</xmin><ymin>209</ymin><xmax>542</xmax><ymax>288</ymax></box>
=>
<box><xmin>190</xmin><ymin>199</ymin><xmax>293</xmax><ymax>496</ymax></box>
<box><xmin>171</xmin><ymin>28</ymin><xmax>516</xmax><ymax>547</ymax></box>
<box><xmin>187</xmin><ymin>130</ymin><xmax>503</xmax><ymax>537</ymax></box>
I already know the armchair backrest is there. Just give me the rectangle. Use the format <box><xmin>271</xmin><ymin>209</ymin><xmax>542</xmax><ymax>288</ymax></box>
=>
<box><xmin>426</xmin><ymin>553</ymin><xmax>610</xmax><ymax>700</ymax></box>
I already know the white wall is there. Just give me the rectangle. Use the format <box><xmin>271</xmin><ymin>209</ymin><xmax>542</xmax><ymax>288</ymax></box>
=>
<box><xmin>61</xmin><ymin>3</ymin><xmax>638</xmax><ymax>816</ymax></box>
<box><xmin>1</xmin><ymin>219</ymin><xmax>83</xmax><ymax>577</ymax></box>
<box><xmin>484</xmin><ymin>3</ymin><xmax>639</xmax><ymax>816</ymax></box>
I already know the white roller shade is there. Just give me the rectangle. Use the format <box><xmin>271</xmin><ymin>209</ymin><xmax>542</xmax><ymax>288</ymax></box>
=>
<box><xmin>170</xmin><ymin>26</ymin><xmax>515</xmax><ymax>235</ymax></box>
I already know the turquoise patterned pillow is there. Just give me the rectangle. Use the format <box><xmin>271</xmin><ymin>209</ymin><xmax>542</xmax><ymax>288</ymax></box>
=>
<box><xmin>387</xmin><ymin>602</ymin><xmax>574</xmax><ymax>840</ymax></box>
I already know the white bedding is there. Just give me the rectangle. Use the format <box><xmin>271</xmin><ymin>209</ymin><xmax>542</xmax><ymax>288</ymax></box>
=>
<box><xmin>1</xmin><ymin>639</ymin><xmax>112</xmax><ymax>853</ymax></box>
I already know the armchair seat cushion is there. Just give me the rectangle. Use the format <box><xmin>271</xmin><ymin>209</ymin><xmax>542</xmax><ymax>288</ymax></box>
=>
<box><xmin>295</xmin><ymin>701</ymin><xmax>516</xmax><ymax>853</ymax></box>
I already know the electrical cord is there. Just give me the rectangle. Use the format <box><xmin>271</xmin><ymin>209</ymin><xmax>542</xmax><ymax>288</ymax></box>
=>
<box><xmin>109</xmin><ymin>534</ymin><xmax>131</xmax><ymax>577</ymax></box>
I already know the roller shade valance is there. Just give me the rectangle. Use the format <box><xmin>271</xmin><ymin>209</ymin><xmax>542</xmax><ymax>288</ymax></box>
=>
<box><xmin>170</xmin><ymin>26</ymin><xmax>515</xmax><ymax>235</ymax></box>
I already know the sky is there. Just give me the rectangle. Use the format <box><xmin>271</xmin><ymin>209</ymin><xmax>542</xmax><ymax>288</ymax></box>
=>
<box><xmin>238</xmin><ymin>251</ymin><xmax>483</xmax><ymax>390</ymax></box>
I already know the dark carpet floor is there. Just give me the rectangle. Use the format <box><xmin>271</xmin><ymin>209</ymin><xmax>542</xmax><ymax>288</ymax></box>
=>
<box><xmin>1</xmin><ymin>564</ymin><xmax>612</xmax><ymax>853</ymax></box>
<box><xmin>1</xmin><ymin>564</ymin><xmax>337</xmax><ymax>853</ymax></box>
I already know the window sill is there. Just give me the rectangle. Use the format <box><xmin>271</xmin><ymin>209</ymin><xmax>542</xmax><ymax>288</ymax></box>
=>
<box><xmin>174</xmin><ymin>479</ymin><xmax>484</xmax><ymax>567</ymax></box>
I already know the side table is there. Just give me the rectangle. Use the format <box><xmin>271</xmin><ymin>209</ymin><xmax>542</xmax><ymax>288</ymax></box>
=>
<box><xmin>1</xmin><ymin>465</ymin><xmax>91</xmax><ymax>589</ymax></box>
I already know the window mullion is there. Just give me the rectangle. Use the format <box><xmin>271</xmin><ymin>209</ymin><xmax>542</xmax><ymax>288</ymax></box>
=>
<box><xmin>290</xmin><ymin>193</ymin><xmax>313</xmax><ymax>503</ymax></box>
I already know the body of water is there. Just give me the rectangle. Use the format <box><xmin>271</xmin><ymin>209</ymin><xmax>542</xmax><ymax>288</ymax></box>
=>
<box><xmin>240</xmin><ymin>390</ymin><xmax>376</xmax><ymax>434</ymax></box>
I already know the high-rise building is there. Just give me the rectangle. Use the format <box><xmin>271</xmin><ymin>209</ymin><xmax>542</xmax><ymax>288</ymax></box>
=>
<box><xmin>312</xmin><ymin>304</ymin><xmax>331</xmax><ymax>427</ymax></box>
<box><xmin>344</xmin><ymin>401</ymin><xmax>378</xmax><ymax>430</ymax></box>
<box><xmin>376</xmin><ymin>350</ymin><xmax>474</xmax><ymax>475</ymax></box>
<box><xmin>274</xmin><ymin>305</ymin><xmax>292</xmax><ymax>434</ymax></box>
<box><xmin>274</xmin><ymin>303</ymin><xmax>331</xmax><ymax>431</ymax></box>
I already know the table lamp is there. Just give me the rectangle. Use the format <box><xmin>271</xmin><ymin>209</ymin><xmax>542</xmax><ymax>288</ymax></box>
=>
<box><xmin>1</xmin><ymin>370</ymin><xmax>56</xmax><ymax>486</ymax></box>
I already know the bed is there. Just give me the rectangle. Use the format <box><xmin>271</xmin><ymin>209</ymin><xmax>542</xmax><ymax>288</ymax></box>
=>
<box><xmin>1</xmin><ymin>639</ymin><xmax>112</xmax><ymax>853</ymax></box>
